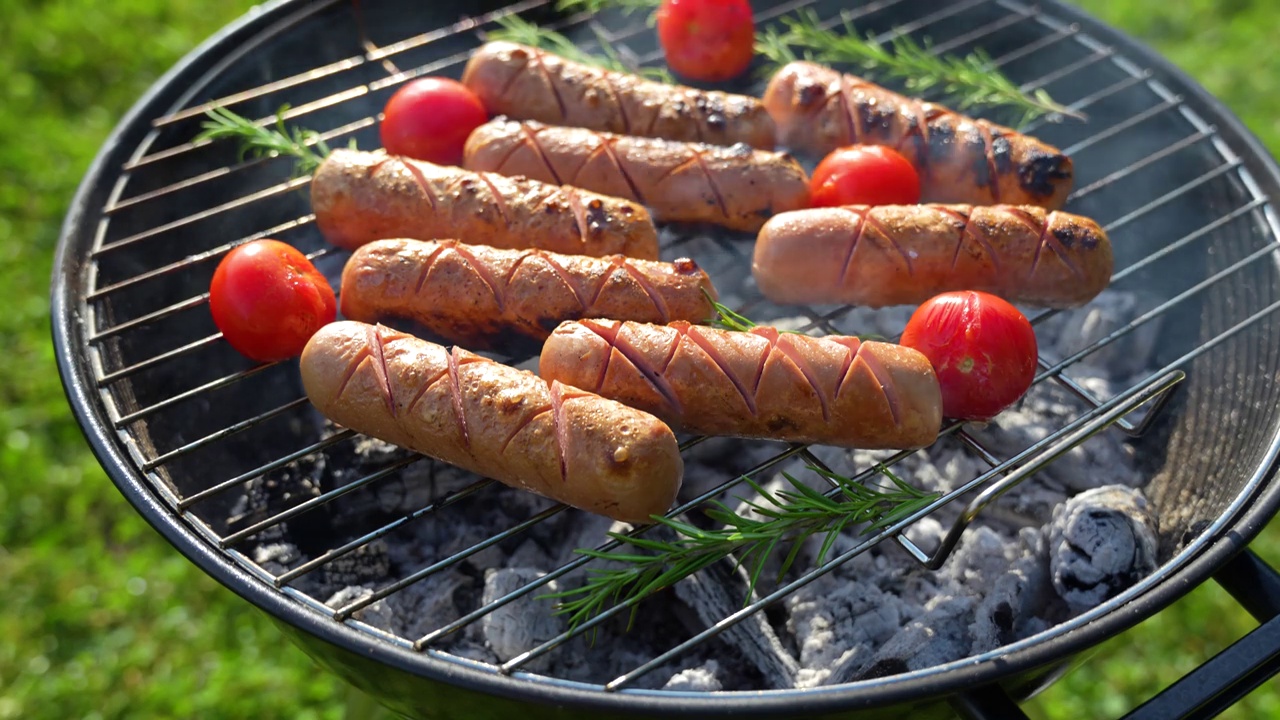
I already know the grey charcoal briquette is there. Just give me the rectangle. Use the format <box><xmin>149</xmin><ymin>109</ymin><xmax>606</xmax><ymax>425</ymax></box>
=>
<box><xmin>1048</xmin><ymin>485</ymin><xmax>1159</xmax><ymax>612</ymax></box>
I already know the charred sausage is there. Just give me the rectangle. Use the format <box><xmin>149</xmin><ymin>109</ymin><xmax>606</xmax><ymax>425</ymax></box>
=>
<box><xmin>763</xmin><ymin>61</ymin><xmax>1073</xmax><ymax>209</ymax></box>
<box><xmin>463</xmin><ymin>118</ymin><xmax>810</xmax><ymax>232</ymax></box>
<box><xmin>752</xmin><ymin>204</ymin><xmax>1111</xmax><ymax>309</ymax></box>
<box><xmin>341</xmin><ymin>238</ymin><xmax>718</xmax><ymax>351</ymax></box>
<box><xmin>311</xmin><ymin>148</ymin><xmax>659</xmax><ymax>259</ymax></box>
<box><xmin>461</xmin><ymin>41</ymin><xmax>776</xmax><ymax>149</ymax></box>
<box><xmin>539</xmin><ymin>319</ymin><xmax>941</xmax><ymax>449</ymax></box>
<box><xmin>301</xmin><ymin>321</ymin><xmax>683</xmax><ymax>522</ymax></box>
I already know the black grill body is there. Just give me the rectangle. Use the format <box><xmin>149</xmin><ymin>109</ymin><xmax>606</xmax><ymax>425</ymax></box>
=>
<box><xmin>52</xmin><ymin>0</ymin><xmax>1280</xmax><ymax>717</ymax></box>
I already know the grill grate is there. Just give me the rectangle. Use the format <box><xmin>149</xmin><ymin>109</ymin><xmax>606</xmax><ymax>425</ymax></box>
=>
<box><xmin>68</xmin><ymin>0</ymin><xmax>1280</xmax><ymax>700</ymax></box>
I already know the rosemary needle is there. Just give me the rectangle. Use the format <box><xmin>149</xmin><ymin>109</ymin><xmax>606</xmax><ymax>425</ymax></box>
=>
<box><xmin>488</xmin><ymin>14</ymin><xmax>673</xmax><ymax>83</ymax></box>
<box><xmin>544</xmin><ymin>465</ymin><xmax>938</xmax><ymax>630</ymax></box>
<box><xmin>756</xmin><ymin>9</ymin><xmax>1081</xmax><ymax>126</ymax></box>
<box><xmin>195</xmin><ymin>105</ymin><xmax>335</xmax><ymax>175</ymax></box>
<box><xmin>554</xmin><ymin>0</ymin><xmax>658</xmax><ymax>14</ymax></box>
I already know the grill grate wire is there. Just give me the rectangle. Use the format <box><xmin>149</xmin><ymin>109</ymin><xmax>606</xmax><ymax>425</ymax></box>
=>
<box><xmin>75</xmin><ymin>0</ymin><xmax>1280</xmax><ymax>695</ymax></box>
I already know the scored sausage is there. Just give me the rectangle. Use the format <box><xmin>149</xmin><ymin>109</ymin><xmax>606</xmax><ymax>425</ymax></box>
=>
<box><xmin>301</xmin><ymin>321</ymin><xmax>683</xmax><ymax>523</ymax></box>
<box><xmin>539</xmin><ymin>319</ymin><xmax>942</xmax><ymax>449</ymax></box>
<box><xmin>311</xmin><ymin>148</ymin><xmax>659</xmax><ymax>259</ymax></box>
<box><xmin>463</xmin><ymin>118</ymin><xmax>810</xmax><ymax>232</ymax></box>
<box><xmin>461</xmin><ymin>41</ymin><xmax>776</xmax><ymax>149</ymax></box>
<box><xmin>763</xmin><ymin>61</ymin><xmax>1074</xmax><ymax>209</ymax></box>
<box><xmin>752</xmin><ymin>204</ymin><xmax>1112</xmax><ymax>309</ymax></box>
<box><xmin>341</xmin><ymin>238</ymin><xmax>718</xmax><ymax>351</ymax></box>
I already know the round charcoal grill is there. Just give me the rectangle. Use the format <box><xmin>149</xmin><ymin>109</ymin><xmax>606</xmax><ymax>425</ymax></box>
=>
<box><xmin>53</xmin><ymin>0</ymin><xmax>1280</xmax><ymax>717</ymax></box>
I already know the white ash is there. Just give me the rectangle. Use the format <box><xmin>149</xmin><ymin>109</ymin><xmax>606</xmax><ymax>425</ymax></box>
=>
<box><xmin>1049</xmin><ymin>485</ymin><xmax>1159</xmax><ymax>613</ymax></box>
<box><xmin>247</xmin><ymin>289</ymin><xmax>1165</xmax><ymax>691</ymax></box>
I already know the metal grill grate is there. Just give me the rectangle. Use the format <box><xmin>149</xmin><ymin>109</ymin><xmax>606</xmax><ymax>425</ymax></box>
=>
<box><xmin>66</xmin><ymin>0</ymin><xmax>1280</xmax><ymax>700</ymax></box>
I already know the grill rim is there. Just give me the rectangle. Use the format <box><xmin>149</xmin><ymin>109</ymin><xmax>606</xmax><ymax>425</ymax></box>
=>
<box><xmin>50</xmin><ymin>0</ymin><xmax>1280</xmax><ymax>714</ymax></box>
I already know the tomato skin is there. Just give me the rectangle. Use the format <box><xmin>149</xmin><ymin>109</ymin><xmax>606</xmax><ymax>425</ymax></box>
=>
<box><xmin>809</xmin><ymin>145</ymin><xmax>921</xmax><ymax>207</ymax></box>
<box><xmin>899</xmin><ymin>291</ymin><xmax>1037</xmax><ymax>421</ymax></box>
<box><xmin>209</xmin><ymin>240</ymin><xmax>337</xmax><ymax>363</ymax></box>
<box><xmin>379</xmin><ymin>77</ymin><xmax>488</xmax><ymax>165</ymax></box>
<box><xmin>655</xmin><ymin>0</ymin><xmax>755</xmax><ymax>82</ymax></box>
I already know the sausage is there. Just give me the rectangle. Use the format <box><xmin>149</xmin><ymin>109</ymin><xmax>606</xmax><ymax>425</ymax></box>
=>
<box><xmin>341</xmin><ymin>238</ymin><xmax>718</xmax><ymax>351</ymax></box>
<box><xmin>461</xmin><ymin>41</ymin><xmax>776</xmax><ymax>149</ymax></box>
<box><xmin>311</xmin><ymin>148</ymin><xmax>659</xmax><ymax>259</ymax></box>
<box><xmin>463</xmin><ymin>118</ymin><xmax>810</xmax><ymax>232</ymax></box>
<box><xmin>539</xmin><ymin>319</ymin><xmax>941</xmax><ymax>449</ymax></box>
<box><xmin>301</xmin><ymin>321</ymin><xmax>683</xmax><ymax>522</ymax></box>
<box><xmin>763</xmin><ymin>61</ymin><xmax>1073</xmax><ymax>209</ymax></box>
<box><xmin>751</xmin><ymin>204</ymin><xmax>1112</xmax><ymax>309</ymax></box>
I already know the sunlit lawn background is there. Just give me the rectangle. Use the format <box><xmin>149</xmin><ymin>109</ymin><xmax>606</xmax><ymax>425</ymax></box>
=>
<box><xmin>2</xmin><ymin>0</ymin><xmax>1277</xmax><ymax>717</ymax></box>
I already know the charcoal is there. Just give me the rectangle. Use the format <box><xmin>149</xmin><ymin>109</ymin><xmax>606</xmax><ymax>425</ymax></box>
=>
<box><xmin>671</xmin><ymin>557</ymin><xmax>799</xmax><ymax>688</ymax></box>
<box><xmin>480</xmin><ymin>568</ymin><xmax>565</xmax><ymax>673</ymax></box>
<box><xmin>663</xmin><ymin>661</ymin><xmax>723</xmax><ymax>692</ymax></box>
<box><xmin>843</xmin><ymin>596</ymin><xmax>976</xmax><ymax>682</ymax></box>
<box><xmin>1048</xmin><ymin>485</ymin><xmax>1159</xmax><ymax>612</ymax></box>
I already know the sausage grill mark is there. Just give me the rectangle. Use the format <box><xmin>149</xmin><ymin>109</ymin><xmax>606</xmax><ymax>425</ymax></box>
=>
<box><xmin>772</xmin><ymin>333</ymin><xmax>832</xmax><ymax>423</ymax></box>
<box><xmin>933</xmin><ymin>206</ymin><xmax>1001</xmax><ymax>274</ymax></box>
<box><xmin>1014</xmin><ymin>208</ymin><xmax>1085</xmax><ymax>281</ymax></box>
<box><xmin>679</xmin><ymin>323</ymin><xmax>758</xmax><ymax>415</ymax></box>
<box><xmin>579</xmin><ymin>319</ymin><xmax>684</xmax><ymax>414</ymax></box>
<box><xmin>528</xmin><ymin>48</ymin><xmax>568</xmax><ymax>120</ymax></box>
<box><xmin>865</xmin><ymin>212</ymin><xmax>914</xmax><ymax>275</ymax></box>
<box><xmin>518</xmin><ymin>124</ymin><xmax>565</xmax><ymax>186</ymax></box>
<box><xmin>367</xmin><ymin>325</ymin><xmax>397</xmax><ymax>418</ymax></box>
<box><xmin>446</xmin><ymin>346</ymin><xmax>471</xmax><ymax>450</ymax></box>
<box><xmin>617</xmin><ymin>258</ymin><xmax>672</xmax><ymax>323</ymax></box>
<box><xmin>854</xmin><ymin>344</ymin><xmax>902</xmax><ymax>427</ymax></box>
<box><xmin>691</xmin><ymin>148</ymin><xmax>730</xmax><ymax>220</ymax></box>
<box><xmin>477</xmin><ymin>172</ymin><xmax>514</xmax><ymax>226</ymax></box>
<box><xmin>837</xmin><ymin>207</ymin><xmax>870</xmax><ymax>285</ymax></box>
<box><xmin>601</xmin><ymin>74</ymin><xmax>632</xmax><ymax>134</ymax></box>
<box><xmin>412</xmin><ymin>241</ymin><xmax>451</xmax><ymax>294</ymax></box>
<box><xmin>593</xmin><ymin>134</ymin><xmax>648</xmax><ymax>206</ymax></box>
<box><xmin>405</xmin><ymin>366</ymin><xmax>449</xmax><ymax>416</ymax></box>
<box><xmin>393</xmin><ymin>157</ymin><xmax>440</xmax><ymax>213</ymax></box>
<box><xmin>548</xmin><ymin>381</ymin><xmax>574</xmax><ymax>483</ymax></box>
<box><xmin>497</xmin><ymin>401</ymin><xmax>553</xmax><ymax>455</ymax></box>
<box><xmin>977</xmin><ymin>124</ymin><xmax>1002</xmax><ymax>203</ymax></box>
<box><xmin>562</xmin><ymin>186</ymin><xmax>592</xmax><ymax>245</ymax></box>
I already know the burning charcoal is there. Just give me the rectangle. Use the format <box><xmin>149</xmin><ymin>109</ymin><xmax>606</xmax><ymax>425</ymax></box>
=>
<box><xmin>840</xmin><ymin>596</ymin><xmax>976</xmax><ymax>682</ymax></box>
<box><xmin>480</xmin><ymin>568</ymin><xmax>566</xmax><ymax>673</ymax></box>
<box><xmin>1048</xmin><ymin>486</ymin><xmax>1158</xmax><ymax>613</ymax></box>
<box><xmin>672</xmin><ymin>559</ymin><xmax>800</xmax><ymax>689</ymax></box>
<box><xmin>252</xmin><ymin>542</ymin><xmax>301</xmax><ymax>575</ymax></box>
<box><xmin>389</xmin><ymin>569</ymin><xmax>469</xmax><ymax>641</ymax></box>
<box><xmin>969</xmin><ymin>528</ymin><xmax>1051</xmax><ymax>653</ymax></box>
<box><xmin>663</xmin><ymin>660</ymin><xmax>723</xmax><ymax>692</ymax></box>
<box><xmin>1038</xmin><ymin>289</ymin><xmax>1164</xmax><ymax>380</ymax></box>
<box><xmin>324</xmin><ymin>586</ymin><xmax>396</xmax><ymax>632</ymax></box>
<box><xmin>318</xmin><ymin>541</ymin><xmax>391</xmax><ymax>594</ymax></box>
<box><xmin>226</xmin><ymin>453</ymin><xmax>324</xmax><ymax>544</ymax></box>
<box><xmin>786</xmin><ymin>575</ymin><xmax>904</xmax><ymax>688</ymax></box>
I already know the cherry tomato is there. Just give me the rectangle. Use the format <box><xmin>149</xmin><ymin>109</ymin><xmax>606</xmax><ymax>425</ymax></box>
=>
<box><xmin>809</xmin><ymin>145</ymin><xmax>921</xmax><ymax>207</ymax></box>
<box><xmin>655</xmin><ymin>0</ymin><xmax>755</xmax><ymax>82</ymax></box>
<box><xmin>379</xmin><ymin>77</ymin><xmax>488</xmax><ymax>165</ymax></box>
<box><xmin>209</xmin><ymin>239</ymin><xmax>336</xmax><ymax>362</ymax></box>
<box><xmin>899</xmin><ymin>291</ymin><xmax>1038</xmax><ymax>421</ymax></box>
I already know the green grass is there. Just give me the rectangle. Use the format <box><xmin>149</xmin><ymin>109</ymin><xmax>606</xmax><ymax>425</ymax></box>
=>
<box><xmin>1</xmin><ymin>1</ymin><xmax>1278</xmax><ymax>718</ymax></box>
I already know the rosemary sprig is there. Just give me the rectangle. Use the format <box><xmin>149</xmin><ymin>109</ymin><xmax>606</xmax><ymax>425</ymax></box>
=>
<box><xmin>554</xmin><ymin>0</ymin><xmax>658</xmax><ymax>14</ymax></box>
<box><xmin>707</xmin><ymin>297</ymin><xmax>769</xmax><ymax>333</ymax></box>
<box><xmin>757</xmin><ymin>9</ymin><xmax>1081</xmax><ymax>125</ymax></box>
<box><xmin>195</xmin><ymin>105</ymin><xmax>334</xmax><ymax>175</ymax></box>
<box><xmin>544</xmin><ymin>465</ymin><xmax>938</xmax><ymax>630</ymax></box>
<box><xmin>489</xmin><ymin>15</ymin><xmax>673</xmax><ymax>83</ymax></box>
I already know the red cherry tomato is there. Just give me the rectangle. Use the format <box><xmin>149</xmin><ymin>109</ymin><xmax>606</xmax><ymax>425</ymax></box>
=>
<box><xmin>809</xmin><ymin>145</ymin><xmax>921</xmax><ymax>207</ymax></box>
<box><xmin>655</xmin><ymin>0</ymin><xmax>755</xmax><ymax>82</ymax></box>
<box><xmin>209</xmin><ymin>239</ymin><xmax>336</xmax><ymax>362</ymax></box>
<box><xmin>899</xmin><ymin>291</ymin><xmax>1038</xmax><ymax>421</ymax></box>
<box><xmin>379</xmin><ymin>77</ymin><xmax>488</xmax><ymax>165</ymax></box>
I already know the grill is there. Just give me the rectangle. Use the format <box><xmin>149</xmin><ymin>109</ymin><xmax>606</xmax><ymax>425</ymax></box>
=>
<box><xmin>52</xmin><ymin>0</ymin><xmax>1280</xmax><ymax>717</ymax></box>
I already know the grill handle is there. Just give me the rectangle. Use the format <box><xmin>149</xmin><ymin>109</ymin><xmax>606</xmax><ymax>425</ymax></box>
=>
<box><xmin>950</xmin><ymin>548</ymin><xmax>1280</xmax><ymax>720</ymax></box>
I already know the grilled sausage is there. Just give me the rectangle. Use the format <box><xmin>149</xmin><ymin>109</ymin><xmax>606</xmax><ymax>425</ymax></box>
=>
<box><xmin>539</xmin><ymin>319</ymin><xmax>942</xmax><ymax>449</ymax></box>
<box><xmin>461</xmin><ymin>41</ymin><xmax>776</xmax><ymax>149</ymax></box>
<box><xmin>311</xmin><ymin>148</ymin><xmax>659</xmax><ymax>259</ymax></box>
<box><xmin>752</xmin><ymin>204</ymin><xmax>1112</xmax><ymax>309</ymax></box>
<box><xmin>763</xmin><ymin>61</ymin><xmax>1073</xmax><ymax>209</ymax></box>
<box><xmin>301</xmin><ymin>321</ymin><xmax>683</xmax><ymax>522</ymax></box>
<box><xmin>341</xmin><ymin>238</ymin><xmax>718</xmax><ymax>351</ymax></box>
<box><xmin>463</xmin><ymin>118</ymin><xmax>810</xmax><ymax>232</ymax></box>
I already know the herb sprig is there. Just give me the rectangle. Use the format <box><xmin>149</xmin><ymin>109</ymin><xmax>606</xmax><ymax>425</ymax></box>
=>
<box><xmin>554</xmin><ymin>0</ymin><xmax>658</xmax><ymax>14</ymax></box>
<box><xmin>489</xmin><ymin>15</ymin><xmax>673</xmax><ymax>83</ymax></box>
<box><xmin>195</xmin><ymin>105</ymin><xmax>335</xmax><ymax>175</ymax></box>
<box><xmin>756</xmin><ymin>9</ymin><xmax>1080</xmax><ymax>125</ymax></box>
<box><xmin>545</xmin><ymin>465</ymin><xmax>937</xmax><ymax>629</ymax></box>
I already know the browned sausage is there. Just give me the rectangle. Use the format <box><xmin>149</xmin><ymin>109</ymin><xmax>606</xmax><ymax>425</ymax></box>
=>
<box><xmin>539</xmin><ymin>319</ymin><xmax>941</xmax><ymax>449</ymax></box>
<box><xmin>340</xmin><ymin>238</ymin><xmax>718</xmax><ymax>351</ymax></box>
<box><xmin>752</xmin><ymin>204</ymin><xmax>1111</xmax><ymax>309</ymax></box>
<box><xmin>463</xmin><ymin>118</ymin><xmax>810</xmax><ymax>232</ymax></box>
<box><xmin>311</xmin><ymin>148</ymin><xmax>659</xmax><ymax>259</ymax></box>
<box><xmin>763</xmin><ymin>61</ymin><xmax>1073</xmax><ymax>209</ymax></box>
<box><xmin>301</xmin><ymin>321</ymin><xmax>683</xmax><ymax>522</ymax></box>
<box><xmin>461</xmin><ymin>41</ymin><xmax>776</xmax><ymax>149</ymax></box>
